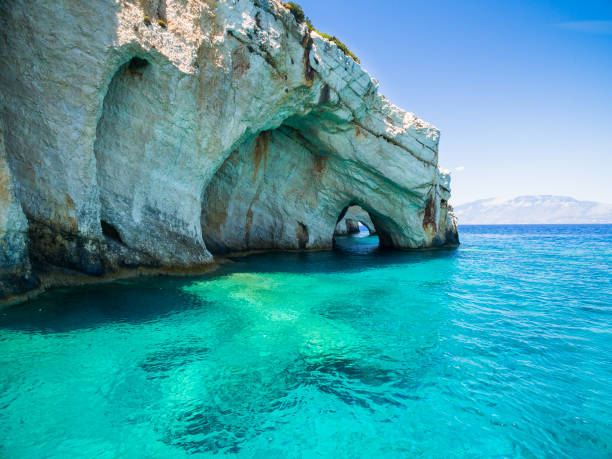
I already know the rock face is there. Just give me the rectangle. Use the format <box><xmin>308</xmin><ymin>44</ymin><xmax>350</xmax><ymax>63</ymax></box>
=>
<box><xmin>0</xmin><ymin>0</ymin><xmax>458</xmax><ymax>302</ymax></box>
<box><xmin>0</xmin><ymin>121</ymin><xmax>37</xmax><ymax>297</ymax></box>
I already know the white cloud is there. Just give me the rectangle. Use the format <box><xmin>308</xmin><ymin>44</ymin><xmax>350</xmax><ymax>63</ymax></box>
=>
<box><xmin>455</xmin><ymin>166</ymin><xmax>465</xmax><ymax>171</ymax></box>
<box><xmin>556</xmin><ymin>20</ymin><xmax>612</xmax><ymax>35</ymax></box>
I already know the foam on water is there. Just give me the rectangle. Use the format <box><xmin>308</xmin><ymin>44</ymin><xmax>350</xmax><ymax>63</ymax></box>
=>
<box><xmin>0</xmin><ymin>225</ymin><xmax>610</xmax><ymax>457</ymax></box>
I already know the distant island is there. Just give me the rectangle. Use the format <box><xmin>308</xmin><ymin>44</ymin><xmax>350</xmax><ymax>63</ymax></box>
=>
<box><xmin>454</xmin><ymin>195</ymin><xmax>612</xmax><ymax>224</ymax></box>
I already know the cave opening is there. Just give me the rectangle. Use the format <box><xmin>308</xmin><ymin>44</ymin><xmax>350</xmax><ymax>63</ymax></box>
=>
<box><xmin>332</xmin><ymin>204</ymin><xmax>379</xmax><ymax>246</ymax></box>
<box><xmin>356</xmin><ymin>222</ymin><xmax>371</xmax><ymax>235</ymax></box>
<box><xmin>101</xmin><ymin>220</ymin><xmax>123</xmax><ymax>245</ymax></box>
<box><xmin>128</xmin><ymin>56</ymin><xmax>149</xmax><ymax>72</ymax></box>
<box><xmin>201</xmin><ymin>127</ymin><xmax>316</xmax><ymax>255</ymax></box>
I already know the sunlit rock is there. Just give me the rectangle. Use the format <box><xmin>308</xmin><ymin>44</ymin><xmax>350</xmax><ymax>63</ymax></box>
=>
<box><xmin>0</xmin><ymin>0</ymin><xmax>458</xmax><ymax>300</ymax></box>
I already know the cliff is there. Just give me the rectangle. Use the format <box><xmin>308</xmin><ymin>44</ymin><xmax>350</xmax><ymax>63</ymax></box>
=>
<box><xmin>0</xmin><ymin>0</ymin><xmax>458</xmax><ymax>302</ymax></box>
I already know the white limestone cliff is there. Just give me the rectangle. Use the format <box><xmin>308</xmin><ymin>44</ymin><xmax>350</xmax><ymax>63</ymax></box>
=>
<box><xmin>0</xmin><ymin>0</ymin><xmax>458</xmax><ymax>302</ymax></box>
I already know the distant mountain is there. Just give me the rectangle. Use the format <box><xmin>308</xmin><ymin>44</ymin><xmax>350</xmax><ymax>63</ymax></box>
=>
<box><xmin>453</xmin><ymin>195</ymin><xmax>612</xmax><ymax>224</ymax></box>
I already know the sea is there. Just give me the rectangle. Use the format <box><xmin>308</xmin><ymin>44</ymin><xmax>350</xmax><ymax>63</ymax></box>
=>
<box><xmin>0</xmin><ymin>225</ymin><xmax>610</xmax><ymax>457</ymax></box>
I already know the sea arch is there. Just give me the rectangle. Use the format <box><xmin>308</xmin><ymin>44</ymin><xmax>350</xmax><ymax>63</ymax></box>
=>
<box><xmin>199</xmin><ymin>112</ymin><xmax>416</xmax><ymax>254</ymax></box>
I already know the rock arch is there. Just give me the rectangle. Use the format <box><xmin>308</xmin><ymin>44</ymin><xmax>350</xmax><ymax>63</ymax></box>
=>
<box><xmin>199</xmin><ymin>108</ymin><xmax>444</xmax><ymax>253</ymax></box>
<box><xmin>334</xmin><ymin>205</ymin><xmax>376</xmax><ymax>236</ymax></box>
<box><xmin>201</xmin><ymin>125</ymin><xmax>337</xmax><ymax>254</ymax></box>
<box><xmin>329</xmin><ymin>200</ymin><xmax>406</xmax><ymax>249</ymax></box>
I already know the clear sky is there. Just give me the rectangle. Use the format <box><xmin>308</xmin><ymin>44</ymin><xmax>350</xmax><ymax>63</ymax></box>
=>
<box><xmin>299</xmin><ymin>0</ymin><xmax>612</xmax><ymax>204</ymax></box>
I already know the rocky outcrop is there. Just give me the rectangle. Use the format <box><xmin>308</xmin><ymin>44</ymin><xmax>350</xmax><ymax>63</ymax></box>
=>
<box><xmin>0</xmin><ymin>0</ymin><xmax>458</xmax><ymax>302</ymax></box>
<box><xmin>335</xmin><ymin>206</ymin><xmax>375</xmax><ymax>235</ymax></box>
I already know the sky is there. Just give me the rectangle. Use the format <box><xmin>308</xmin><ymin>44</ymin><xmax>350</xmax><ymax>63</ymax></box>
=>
<box><xmin>299</xmin><ymin>0</ymin><xmax>612</xmax><ymax>204</ymax></box>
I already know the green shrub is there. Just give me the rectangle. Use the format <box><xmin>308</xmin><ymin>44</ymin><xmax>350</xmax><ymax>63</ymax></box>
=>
<box><xmin>305</xmin><ymin>17</ymin><xmax>315</xmax><ymax>32</ymax></box>
<box><xmin>143</xmin><ymin>15</ymin><xmax>151</xmax><ymax>26</ymax></box>
<box><xmin>283</xmin><ymin>2</ymin><xmax>305</xmax><ymax>24</ymax></box>
<box><xmin>315</xmin><ymin>31</ymin><xmax>359</xmax><ymax>63</ymax></box>
<box><xmin>157</xmin><ymin>19</ymin><xmax>167</xmax><ymax>28</ymax></box>
<box><xmin>283</xmin><ymin>3</ymin><xmax>359</xmax><ymax>63</ymax></box>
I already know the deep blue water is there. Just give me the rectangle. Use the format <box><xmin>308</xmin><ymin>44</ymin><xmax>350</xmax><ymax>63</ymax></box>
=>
<box><xmin>0</xmin><ymin>225</ymin><xmax>610</xmax><ymax>457</ymax></box>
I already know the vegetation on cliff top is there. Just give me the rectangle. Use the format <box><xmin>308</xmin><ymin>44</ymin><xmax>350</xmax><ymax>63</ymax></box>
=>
<box><xmin>282</xmin><ymin>2</ymin><xmax>360</xmax><ymax>64</ymax></box>
<box><xmin>283</xmin><ymin>2</ymin><xmax>305</xmax><ymax>23</ymax></box>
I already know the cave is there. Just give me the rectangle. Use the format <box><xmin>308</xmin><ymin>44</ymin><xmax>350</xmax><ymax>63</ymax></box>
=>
<box><xmin>333</xmin><ymin>205</ymin><xmax>376</xmax><ymax>238</ymax></box>
<box><xmin>92</xmin><ymin>53</ymin><xmax>210</xmax><ymax>267</ymax></box>
<box><xmin>200</xmin><ymin>125</ymin><xmax>330</xmax><ymax>254</ymax></box>
<box><xmin>100</xmin><ymin>220</ymin><xmax>123</xmax><ymax>245</ymax></box>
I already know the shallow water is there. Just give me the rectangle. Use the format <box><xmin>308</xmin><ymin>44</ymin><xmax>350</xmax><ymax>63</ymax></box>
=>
<box><xmin>0</xmin><ymin>225</ymin><xmax>611</xmax><ymax>457</ymax></box>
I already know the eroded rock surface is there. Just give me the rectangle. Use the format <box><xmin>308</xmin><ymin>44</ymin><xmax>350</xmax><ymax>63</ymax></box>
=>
<box><xmin>0</xmin><ymin>0</ymin><xmax>458</xmax><ymax>302</ymax></box>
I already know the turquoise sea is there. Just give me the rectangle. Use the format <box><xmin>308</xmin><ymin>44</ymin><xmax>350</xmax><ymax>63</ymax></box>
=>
<box><xmin>1</xmin><ymin>225</ymin><xmax>611</xmax><ymax>458</ymax></box>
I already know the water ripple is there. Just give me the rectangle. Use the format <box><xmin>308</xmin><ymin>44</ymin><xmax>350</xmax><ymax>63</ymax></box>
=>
<box><xmin>0</xmin><ymin>225</ymin><xmax>610</xmax><ymax>457</ymax></box>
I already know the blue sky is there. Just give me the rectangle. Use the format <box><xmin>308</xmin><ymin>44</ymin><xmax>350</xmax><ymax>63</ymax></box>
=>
<box><xmin>300</xmin><ymin>0</ymin><xmax>612</xmax><ymax>204</ymax></box>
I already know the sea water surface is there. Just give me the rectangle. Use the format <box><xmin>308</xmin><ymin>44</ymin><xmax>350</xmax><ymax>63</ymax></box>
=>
<box><xmin>0</xmin><ymin>225</ymin><xmax>611</xmax><ymax>457</ymax></box>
